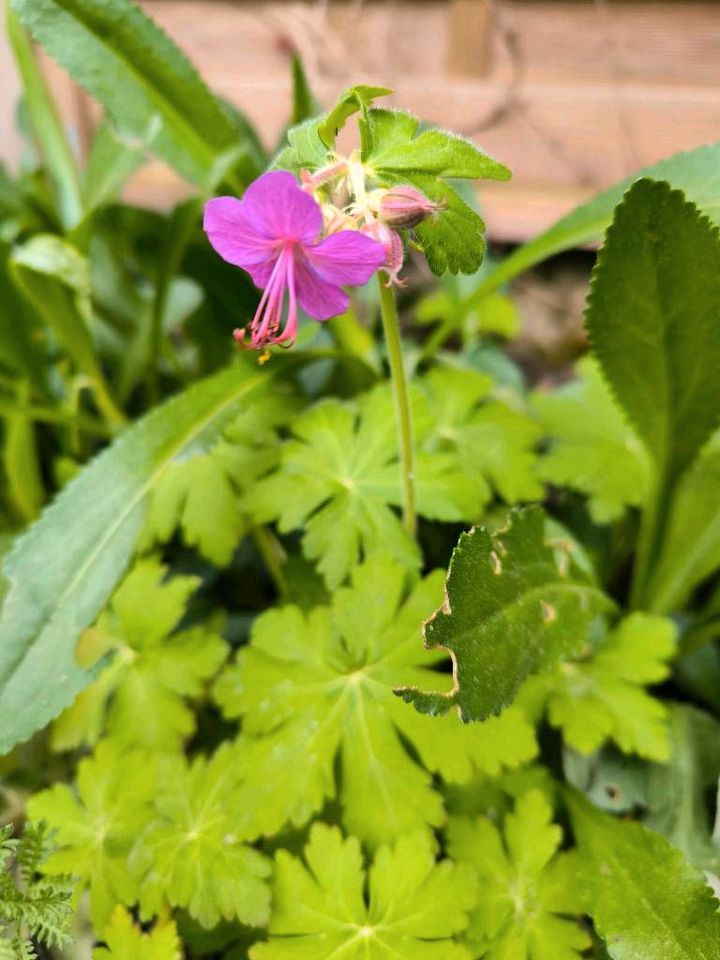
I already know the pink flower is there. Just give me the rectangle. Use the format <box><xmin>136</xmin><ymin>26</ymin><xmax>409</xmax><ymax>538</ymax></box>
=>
<box><xmin>204</xmin><ymin>171</ymin><xmax>385</xmax><ymax>350</ymax></box>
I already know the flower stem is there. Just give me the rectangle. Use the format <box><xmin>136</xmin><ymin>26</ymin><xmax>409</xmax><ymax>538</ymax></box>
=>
<box><xmin>377</xmin><ymin>274</ymin><xmax>416</xmax><ymax>537</ymax></box>
<box><xmin>251</xmin><ymin>525</ymin><xmax>288</xmax><ymax>598</ymax></box>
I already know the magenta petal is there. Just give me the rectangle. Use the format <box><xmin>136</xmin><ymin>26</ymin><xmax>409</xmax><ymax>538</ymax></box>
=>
<box><xmin>241</xmin><ymin>171</ymin><xmax>323</xmax><ymax>243</ymax></box>
<box><xmin>203</xmin><ymin>197</ymin><xmax>275</xmax><ymax>269</ymax></box>
<box><xmin>294</xmin><ymin>258</ymin><xmax>349</xmax><ymax>321</ymax></box>
<box><xmin>304</xmin><ymin>230</ymin><xmax>386</xmax><ymax>286</ymax></box>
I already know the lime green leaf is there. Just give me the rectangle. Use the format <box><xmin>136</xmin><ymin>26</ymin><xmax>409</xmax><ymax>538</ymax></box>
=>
<box><xmin>93</xmin><ymin>907</ymin><xmax>180</xmax><ymax>960</ymax></box>
<box><xmin>214</xmin><ymin>558</ymin><xmax>536</xmax><ymax>848</ymax></box>
<box><xmin>248</xmin><ymin>383</ymin><xmax>489</xmax><ymax>588</ymax></box>
<box><xmin>0</xmin><ymin>359</ymin><xmax>282</xmax><ymax>754</ymax></box>
<box><xmin>362</xmin><ymin>108</ymin><xmax>509</xmax><ymax>275</ymax></box>
<box><xmin>9</xmin><ymin>0</ymin><xmax>263</xmax><ymax>188</ymax></box>
<box><xmin>140</xmin><ymin>391</ymin><xmax>292</xmax><ymax>566</ymax></box>
<box><xmin>645</xmin><ymin>705</ymin><xmax>720</xmax><ymax>873</ymax></box>
<box><xmin>398</xmin><ymin>505</ymin><xmax>612</xmax><ymax>721</ymax></box>
<box><xmin>466</xmin><ymin>142</ymin><xmax>720</xmax><ymax>306</ymax></box>
<box><xmin>318</xmin><ymin>84</ymin><xmax>392</xmax><ymax>148</ymax></box>
<box><xmin>568</xmin><ymin>791</ymin><xmax>720</xmax><ymax>960</ymax></box>
<box><xmin>448</xmin><ymin>790</ymin><xmax>590</xmax><ymax>959</ymax></box>
<box><xmin>646</xmin><ymin>432</ymin><xmax>720</xmax><ymax>613</ymax></box>
<box><xmin>533</xmin><ymin>357</ymin><xmax>651</xmax><ymax>523</ymax></box>
<box><xmin>586</xmin><ymin>180</ymin><xmax>720</xmax><ymax>489</ymax></box>
<box><xmin>524</xmin><ymin>613</ymin><xmax>676</xmax><ymax>761</ymax></box>
<box><xmin>131</xmin><ymin>746</ymin><xmax>270</xmax><ymax>929</ymax></box>
<box><xmin>27</xmin><ymin>742</ymin><xmax>155</xmax><ymax>927</ymax></box>
<box><xmin>52</xmin><ymin>559</ymin><xmax>227</xmax><ymax>751</ymax></box>
<box><xmin>250</xmin><ymin>823</ymin><xmax>475</xmax><ymax>960</ymax></box>
<box><xmin>271</xmin><ymin>118</ymin><xmax>328</xmax><ymax>176</ymax></box>
<box><xmin>416</xmin><ymin>366</ymin><xmax>543</xmax><ymax>505</ymax></box>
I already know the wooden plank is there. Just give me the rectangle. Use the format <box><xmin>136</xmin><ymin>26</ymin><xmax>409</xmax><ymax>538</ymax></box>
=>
<box><xmin>447</xmin><ymin>0</ymin><xmax>492</xmax><ymax>77</ymax></box>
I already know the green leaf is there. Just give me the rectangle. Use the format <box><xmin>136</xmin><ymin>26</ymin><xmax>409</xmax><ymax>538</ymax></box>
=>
<box><xmin>532</xmin><ymin>357</ymin><xmax>651</xmax><ymax>523</ymax></box>
<box><xmin>214</xmin><ymin>557</ymin><xmax>536</xmax><ymax>848</ymax></box>
<box><xmin>586</xmin><ymin>179</ymin><xmax>720</xmax><ymax>489</ymax></box>
<box><xmin>290</xmin><ymin>55</ymin><xmax>321</xmax><ymax>127</ymax></box>
<box><xmin>10</xmin><ymin>235</ymin><xmax>99</xmax><ymax>380</ymax></box>
<box><xmin>646</xmin><ymin>432</ymin><xmax>720</xmax><ymax>613</ymax></box>
<box><xmin>0</xmin><ymin>359</ymin><xmax>283</xmax><ymax>754</ymax></box>
<box><xmin>5</xmin><ymin>5</ymin><xmax>82</xmax><ymax>228</ymax></box>
<box><xmin>415</xmin><ymin>365</ymin><xmax>543</xmax><ymax>505</ymax></box>
<box><xmin>568</xmin><ymin>791</ymin><xmax>720</xmax><ymax>960</ymax></box>
<box><xmin>466</xmin><ymin>141</ymin><xmax>720</xmax><ymax>306</ymax></box>
<box><xmin>362</xmin><ymin>109</ymin><xmax>510</xmax><ymax>275</ymax></box>
<box><xmin>131</xmin><ymin>746</ymin><xmax>271</xmax><ymax>929</ymax></box>
<box><xmin>271</xmin><ymin>117</ymin><xmax>329</xmax><ymax>176</ymax></box>
<box><xmin>139</xmin><ymin>390</ymin><xmax>292</xmax><ymax>566</ymax></box>
<box><xmin>397</xmin><ymin>505</ymin><xmax>612</xmax><ymax>721</ymax></box>
<box><xmin>51</xmin><ymin>559</ymin><xmax>227</xmax><ymax>751</ymax></box>
<box><xmin>9</xmin><ymin>0</ymin><xmax>262</xmax><ymax>189</ymax></box>
<box><xmin>94</xmin><ymin>907</ymin><xmax>180</xmax><ymax>960</ymax></box>
<box><xmin>81</xmin><ymin>116</ymin><xmax>150</xmax><ymax>216</ymax></box>
<box><xmin>27</xmin><ymin>742</ymin><xmax>155</xmax><ymax>927</ymax></box>
<box><xmin>247</xmin><ymin>383</ymin><xmax>488</xmax><ymax>589</ymax></box>
<box><xmin>521</xmin><ymin>613</ymin><xmax>676</xmax><ymax>761</ymax></box>
<box><xmin>249</xmin><ymin>823</ymin><xmax>475</xmax><ymax>960</ymax></box>
<box><xmin>645</xmin><ymin>705</ymin><xmax>720</xmax><ymax>874</ymax></box>
<box><xmin>318</xmin><ymin>84</ymin><xmax>392</xmax><ymax>148</ymax></box>
<box><xmin>447</xmin><ymin>790</ymin><xmax>590</xmax><ymax>959</ymax></box>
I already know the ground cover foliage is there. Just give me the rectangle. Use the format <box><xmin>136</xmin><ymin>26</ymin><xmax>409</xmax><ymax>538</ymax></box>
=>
<box><xmin>1</xmin><ymin>1</ymin><xmax>720</xmax><ymax>957</ymax></box>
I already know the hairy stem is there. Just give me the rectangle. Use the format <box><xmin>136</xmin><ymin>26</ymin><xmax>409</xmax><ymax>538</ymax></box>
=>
<box><xmin>377</xmin><ymin>274</ymin><xmax>416</xmax><ymax>537</ymax></box>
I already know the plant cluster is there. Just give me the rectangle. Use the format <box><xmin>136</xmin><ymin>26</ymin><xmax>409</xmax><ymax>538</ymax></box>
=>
<box><xmin>1</xmin><ymin>1</ymin><xmax>720</xmax><ymax>959</ymax></box>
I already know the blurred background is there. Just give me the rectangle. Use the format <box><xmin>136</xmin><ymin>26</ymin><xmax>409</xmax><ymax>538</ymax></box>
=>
<box><xmin>2</xmin><ymin>0</ymin><xmax>719</xmax><ymax>243</ymax></box>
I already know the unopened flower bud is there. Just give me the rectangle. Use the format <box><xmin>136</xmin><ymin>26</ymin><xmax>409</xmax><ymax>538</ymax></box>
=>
<box><xmin>375</xmin><ymin>185</ymin><xmax>445</xmax><ymax>229</ymax></box>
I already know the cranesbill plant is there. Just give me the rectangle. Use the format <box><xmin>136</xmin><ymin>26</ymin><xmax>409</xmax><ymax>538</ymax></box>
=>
<box><xmin>2</xmin><ymin>2</ymin><xmax>720</xmax><ymax>959</ymax></box>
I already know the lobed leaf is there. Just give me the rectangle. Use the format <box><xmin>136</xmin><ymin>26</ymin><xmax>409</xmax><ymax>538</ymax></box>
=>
<box><xmin>362</xmin><ymin>109</ymin><xmax>509</xmax><ymax>275</ymax></box>
<box><xmin>250</xmin><ymin>823</ymin><xmax>475</xmax><ymax>959</ymax></box>
<box><xmin>214</xmin><ymin>557</ymin><xmax>536</xmax><ymax>848</ymax></box>
<box><xmin>398</xmin><ymin>505</ymin><xmax>612</xmax><ymax>721</ymax></box>
<box><xmin>447</xmin><ymin>790</ymin><xmax>590</xmax><ymax>959</ymax></box>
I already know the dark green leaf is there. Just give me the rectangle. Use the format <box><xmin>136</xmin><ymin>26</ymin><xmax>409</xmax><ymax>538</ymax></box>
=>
<box><xmin>0</xmin><ymin>360</ymin><xmax>284</xmax><ymax>753</ymax></box>
<box><xmin>397</xmin><ymin>505</ymin><xmax>612</xmax><ymax>721</ymax></box>
<box><xmin>586</xmin><ymin>179</ymin><xmax>720</xmax><ymax>487</ymax></box>
<box><xmin>290</xmin><ymin>55</ymin><xmax>321</xmax><ymax>126</ymax></box>
<box><xmin>569</xmin><ymin>791</ymin><xmax>720</xmax><ymax>960</ymax></box>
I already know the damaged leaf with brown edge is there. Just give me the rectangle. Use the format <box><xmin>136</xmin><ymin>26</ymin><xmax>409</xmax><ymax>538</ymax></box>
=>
<box><xmin>396</xmin><ymin>506</ymin><xmax>612</xmax><ymax>722</ymax></box>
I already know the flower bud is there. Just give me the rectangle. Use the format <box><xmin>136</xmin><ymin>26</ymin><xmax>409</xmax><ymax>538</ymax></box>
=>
<box><xmin>375</xmin><ymin>185</ymin><xmax>445</xmax><ymax>229</ymax></box>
